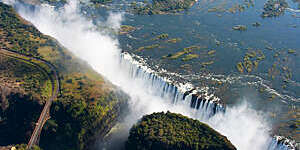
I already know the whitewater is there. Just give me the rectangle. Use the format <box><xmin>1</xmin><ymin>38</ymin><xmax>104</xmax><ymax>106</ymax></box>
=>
<box><xmin>2</xmin><ymin>0</ymin><xmax>297</xmax><ymax>149</ymax></box>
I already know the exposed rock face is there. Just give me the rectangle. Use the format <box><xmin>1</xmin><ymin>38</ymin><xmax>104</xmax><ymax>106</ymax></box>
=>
<box><xmin>126</xmin><ymin>111</ymin><xmax>237</xmax><ymax>150</ymax></box>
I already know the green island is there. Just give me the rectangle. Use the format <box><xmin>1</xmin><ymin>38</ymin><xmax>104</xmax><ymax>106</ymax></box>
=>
<box><xmin>207</xmin><ymin>50</ymin><xmax>216</xmax><ymax>55</ymax></box>
<box><xmin>288</xmin><ymin>49</ymin><xmax>296</xmax><ymax>54</ymax></box>
<box><xmin>131</xmin><ymin>0</ymin><xmax>197</xmax><ymax>15</ymax></box>
<box><xmin>262</xmin><ymin>0</ymin><xmax>288</xmax><ymax>17</ymax></box>
<box><xmin>201</xmin><ymin>60</ymin><xmax>214</xmax><ymax>67</ymax></box>
<box><xmin>228</xmin><ymin>4</ymin><xmax>246</xmax><ymax>13</ymax></box>
<box><xmin>236</xmin><ymin>50</ymin><xmax>265</xmax><ymax>73</ymax></box>
<box><xmin>267</xmin><ymin>48</ymin><xmax>294</xmax><ymax>87</ymax></box>
<box><xmin>152</xmin><ymin>33</ymin><xmax>169</xmax><ymax>40</ymax></box>
<box><xmin>182</xmin><ymin>53</ymin><xmax>199</xmax><ymax>61</ymax></box>
<box><xmin>126</xmin><ymin>111</ymin><xmax>237</xmax><ymax>150</ymax></box>
<box><xmin>232</xmin><ymin>25</ymin><xmax>247</xmax><ymax>31</ymax></box>
<box><xmin>207</xmin><ymin>0</ymin><xmax>254</xmax><ymax>14</ymax></box>
<box><xmin>136</xmin><ymin>44</ymin><xmax>160</xmax><ymax>52</ymax></box>
<box><xmin>119</xmin><ymin>25</ymin><xmax>136</xmax><ymax>35</ymax></box>
<box><xmin>163</xmin><ymin>45</ymin><xmax>202</xmax><ymax>59</ymax></box>
<box><xmin>165</xmin><ymin>38</ymin><xmax>182</xmax><ymax>44</ymax></box>
<box><xmin>0</xmin><ymin>2</ymin><xmax>127</xmax><ymax>150</ymax></box>
<box><xmin>162</xmin><ymin>46</ymin><xmax>218</xmax><ymax>65</ymax></box>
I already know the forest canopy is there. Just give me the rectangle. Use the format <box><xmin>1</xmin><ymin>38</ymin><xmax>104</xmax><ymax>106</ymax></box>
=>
<box><xmin>126</xmin><ymin>111</ymin><xmax>237</xmax><ymax>150</ymax></box>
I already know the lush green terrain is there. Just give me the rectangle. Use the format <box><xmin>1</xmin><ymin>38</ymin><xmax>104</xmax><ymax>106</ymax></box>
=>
<box><xmin>131</xmin><ymin>0</ymin><xmax>196</xmax><ymax>15</ymax></box>
<box><xmin>0</xmin><ymin>2</ymin><xmax>127</xmax><ymax>150</ymax></box>
<box><xmin>126</xmin><ymin>111</ymin><xmax>237</xmax><ymax>150</ymax></box>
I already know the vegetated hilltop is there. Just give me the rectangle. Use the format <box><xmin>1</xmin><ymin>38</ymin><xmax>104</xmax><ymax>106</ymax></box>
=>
<box><xmin>126</xmin><ymin>111</ymin><xmax>237</xmax><ymax>150</ymax></box>
<box><xmin>131</xmin><ymin>0</ymin><xmax>197</xmax><ymax>15</ymax></box>
<box><xmin>0</xmin><ymin>2</ymin><xmax>127</xmax><ymax>150</ymax></box>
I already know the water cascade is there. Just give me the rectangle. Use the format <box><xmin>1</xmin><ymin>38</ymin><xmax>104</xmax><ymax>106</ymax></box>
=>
<box><xmin>120</xmin><ymin>52</ymin><xmax>225</xmax><ymax>119</ymax></box>
<box><xmin>120</xmin><ymin>52</ymin><xmax>297</xmax><ymax>150</ymax></box>
<box><xmin>4</xmin><ymin>1</ymin><xmax>298</xmax><ymax>149</ymax></box>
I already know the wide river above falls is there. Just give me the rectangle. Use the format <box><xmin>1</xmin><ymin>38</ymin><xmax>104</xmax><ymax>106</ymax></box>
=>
<box><xmin>94</xmin><ymin>0</ymin><xmax>300</xmax><ymax>141</ymax></box>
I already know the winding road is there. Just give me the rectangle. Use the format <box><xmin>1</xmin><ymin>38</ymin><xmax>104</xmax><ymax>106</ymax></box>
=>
<box><xmin>0</xmin><ymin>48</ymin><xmax>60</xmax><ymax>149</ymax></box>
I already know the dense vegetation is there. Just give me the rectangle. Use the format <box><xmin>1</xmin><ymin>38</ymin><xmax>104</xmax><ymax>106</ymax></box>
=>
<box><xmin>0</xmin><ymin>54</ymin><xmax>52</xmax><ymax>103</ymax></box>
<box><xmin>0</xmin><ymin>3</ymin><xmax>45</xmax><ymax>57</ymax></box>
<box><xmin>126</xmin><ymin>111</ymin><xmax>236</xmax><ymax>150</ymax></box>
<box><xmin>0</xmin><ymin>93</ymin><xmax>42</xmax><ymax>145</ymax></box>
<box><xmin>131</xmin><ymin>0</ymin><xmax>196</xmax><ymax>15</ymax></box>
<box><xmin>0</xmin><ymin>2</ymin><xmax>127</xmax><ymax>150</ymax></box>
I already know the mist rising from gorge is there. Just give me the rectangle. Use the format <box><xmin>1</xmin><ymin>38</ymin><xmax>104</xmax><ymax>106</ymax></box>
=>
<box><xmin>2</xmin><ymin>0</ymin><xmax>277</xmax><ymax>149</ymax></box>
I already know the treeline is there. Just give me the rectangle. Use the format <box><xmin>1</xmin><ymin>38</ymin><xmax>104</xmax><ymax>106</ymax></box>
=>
<box><xmin>0</xmin><ymin>2</ymin><xmax>66</xmax><ymax>59</ymax></box>
<box><xmin>126</xmin><ymin>111</ymin><xmax>237</xmax><ymax>150</ymax></box>
<box><xmin>0</xmin><ymin>2</ymin><xmax>127</xmax><ymax>150</ymax></box>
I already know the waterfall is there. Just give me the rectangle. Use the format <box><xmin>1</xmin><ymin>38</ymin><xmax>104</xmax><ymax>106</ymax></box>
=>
<box><xmin>120</xmin><ymin>52</ymin><xmax>225</xmax><ymax>119</ymax></box>
<box><xmin>120</xmin><ymin>52</ymin><xmax>297</xmax><ymax>150</ymax></box>
<box><xmin>5</xmin><ymin>1</ymin><xmax>298</xmax><ymax>149</ymax></box>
